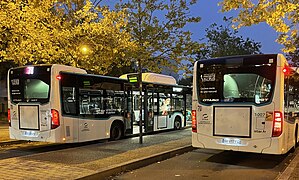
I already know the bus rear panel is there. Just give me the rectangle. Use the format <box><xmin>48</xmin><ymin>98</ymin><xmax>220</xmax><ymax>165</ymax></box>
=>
<box><xmin>191</xmin><ymin>54</ymin><xmax>298</xmax><ymax>154</ymax></box>
<box><xmin>8</xmin><ymin>64</ymin><xmax>86</xmax><ymax>143</ymax></box>
<box><xmin>8</xmin><ymin>65</ymin><xmax>55</xmax><ymax>141</ymax></box>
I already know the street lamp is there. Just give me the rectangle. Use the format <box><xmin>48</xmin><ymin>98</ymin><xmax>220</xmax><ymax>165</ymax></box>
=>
<box><xmin>76</xmin><ymin>44</ymin><xmax>91</xmax><ymax>67</ymax></box>
<box><xmin>80</xmin><ymin>45</ymin><xmax>90</xmax><ymax>55</ymax></box>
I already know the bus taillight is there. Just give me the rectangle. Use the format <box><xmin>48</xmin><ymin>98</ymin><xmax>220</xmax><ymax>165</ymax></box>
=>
<box><xmin>56</xmin><ymin>75</ymin><xmax>62</xmax><ymax>80</ymax></box>
<box><xmin>8</xmin><ymin>109</ymin><xmax>11</xmax><ymax>127</ymax></box>
<box><xmin>192</xmin><ymin>110</ymin><xmax>197</xmax><ymax>132</ymax></box>
<box><xmin>272</xmin><ymin>111</ymin><xmax>283</xmax><ymax>137</ymax></box>
<box><xmin>51</xmin><ymin>109</ymin><xmax>60</xmax><ymax>129</ymax></box>
<box><xmin>282</xmin><ymin>66</ymin><xmax>290</xmax><ymax>76</ymax></box>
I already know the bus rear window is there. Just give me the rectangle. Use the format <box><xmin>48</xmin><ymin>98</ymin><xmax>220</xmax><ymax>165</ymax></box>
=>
<box><xmin>197</xmin><ymin>57</ymin><xmax>276</xmax><ymax>105</ymax></box>
<box><xmin>24</xmin><ymin>79</ymin><xmax>49</xmax><ymax>99</ymax></box>
<box><xmin>9</xmin><ymin>66</ymin><xmax>51</xmax><ymax>104</ymax></box>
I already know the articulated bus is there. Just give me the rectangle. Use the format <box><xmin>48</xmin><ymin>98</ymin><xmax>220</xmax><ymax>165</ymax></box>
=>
<box><xmin>7</xmin><ymin>64</ymin><xmax>191</xmax><ymax>143</ymax></box>
<box><xmin>192</xmin><ymin>54</ymin><xmax>299</xmax><ymax>154</ymax></box>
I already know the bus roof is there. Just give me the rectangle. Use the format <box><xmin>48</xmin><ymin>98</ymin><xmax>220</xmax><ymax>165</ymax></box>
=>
<box><xmin>119</xmin><ymin>73</ymin><xmax>177</xmax><ymax>85</ymax></box>
<box><xmin>62</xmin><ymin>71</ymin><xmax>128</xmax><ymax>83</ymax></box>
<box><xmin>195</xmin><ymin>54</ymin><xmax>290</xmax><ymax>67</ymax></box>
<box><xmin>196</xmin><ymin>54</ymin><xmax>278</xmax><ymax>62</ymax></box>
<box><xmin>9</xmin><ymin>64</ymin><xmax>87</xmax><ymax>74</ymax></box>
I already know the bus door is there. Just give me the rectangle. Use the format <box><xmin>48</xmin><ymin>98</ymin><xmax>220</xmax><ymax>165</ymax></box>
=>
<box><xmin>145</xmin><ymin>89</ymin><xmax>154</xmax><ymax>133</ymax></box>
<box><xmin>124</xmin><ymin>85</ymin><xmax>133</xmax><ymax>135</ymax></box>
<box><xmin>156</xmin><ymin>93</ymin><xmax>169</xmax><ymax>129</ymax></box>
<box><xmin>61</xmin><ymin>86</ymin><xmax>79</xmax><ymax>142</ymax></box>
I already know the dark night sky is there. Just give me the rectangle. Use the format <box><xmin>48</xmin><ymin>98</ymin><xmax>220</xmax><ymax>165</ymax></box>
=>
<box><xmin>187</xmin><ymin>0</ymin><xmax>283</xmax><ymax>54</ymax></box>
<box><xmin>105</xmin><ymin>0</ymin><xmax>284</xmax><ymax>54</ymax></box>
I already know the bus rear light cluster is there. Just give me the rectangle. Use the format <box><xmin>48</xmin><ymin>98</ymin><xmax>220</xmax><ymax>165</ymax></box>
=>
<box><xmin>7</xmin><ymin>109</ymin><xmax>11</xmax><ymax>127</ymax></box>
<box><xmin>192</xmin><ymin>110</ymin><xmax>197</xmax><ymax>133</ymax></box>
<box><xmin>51</xmin><ymin>109</ymin><xmax>60</xmax><ymax>129</ymax></box>
<box><xmin>272</xmin><ymin>111</ymin><xmax>283</xmax><ymax>137</ymax></box>
<box><xmin>282</xmin><ymin>66</ymin><xmax>290</xmax><ymax>76</ymax></box>
<box><xmin>56</xmin><ymin>75</ymin><xmax>62</xmax><ymax>80</ymax></box>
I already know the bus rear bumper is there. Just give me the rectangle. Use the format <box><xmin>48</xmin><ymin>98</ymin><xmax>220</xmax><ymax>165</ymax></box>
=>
<box><xmin>9</xmin><ymin>127</ymin><xmax>56</xmax><ymax>143</ymax></box>
<box><xmin>192</xmin><ymin>133</ymin><xmax>205</xmax><ymax>148</ymax></box>
<box><xmin>192</xmin><ymin>133</ymin><xmax>284</xmax><ymax>154</ymax></box>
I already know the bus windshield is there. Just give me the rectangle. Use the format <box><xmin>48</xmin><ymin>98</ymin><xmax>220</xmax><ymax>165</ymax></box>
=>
<box><xmin>197</xmin><ymin>57</ymin><xmax>276</xmax><ymax>105</ymax></box>
<box><xmin>9</xmin><ymin>66</ymin><xmax>51</xmax><ymax>104</ymax></box>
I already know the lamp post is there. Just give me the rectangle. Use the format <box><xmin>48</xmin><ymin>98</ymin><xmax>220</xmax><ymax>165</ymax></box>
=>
<box><xmin>137</xmin><ymin>59</ymin><xmax>143</xmax><ymax>144</ymax></box>
<box><xmin>128</xmin><ymin>59</ymin><xmax>143</xmax><ymax>144</ymax></box>
<box><xmin>136</xmin><ymin>1</ymin><xmax>144</xmax><ymax>144</ymax></box>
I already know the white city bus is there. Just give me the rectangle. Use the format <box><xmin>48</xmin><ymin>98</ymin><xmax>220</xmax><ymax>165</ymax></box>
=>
<box><xmin>192</xmin><ymin>54</ymin><xmax>299</xmax><ymax>154</ymax></box>
<box><xmin>8</xmin><ymin>64</ymin><xmax>191</xmax><ymax>143</ymax></box>
<box><xmin>120</xmin><ymin>73</ymin><xmax>191</xmax><ymax>132</ymax></box>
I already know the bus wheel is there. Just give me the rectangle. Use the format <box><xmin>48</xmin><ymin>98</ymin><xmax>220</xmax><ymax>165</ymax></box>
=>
<box><xmin>110</xmin><ymin>122</ymin><xmax>123</xmax><ymax>141</ymax></box>
<box><xmin>295</xmin><ymin>125</ymin><xmax>298</xmax><ymax>147</ymax></box>
<box><xmin>291</xmin><ymin>125</ymin><xmax>298</xmax><ymax>153</ymax></box>
<box><xmin>174</xmin><ymin>117</ymin><xmax>181</xmax><ymax>130</ymax></box>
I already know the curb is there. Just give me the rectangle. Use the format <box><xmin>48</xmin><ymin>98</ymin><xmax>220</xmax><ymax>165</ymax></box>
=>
<box><xmin>276</xmin><ymin>148</ymin><xmax>299</xmax><ymax>180</ymax></box>
<box><xmin>0</xmin><ymin>140</ymin><xmax>26</xmax><ymax>146</ymax></box>
<box><xmin>78</xmin><ymin>145</ymin><xmax>195</xmax><ymax>180</ymax></box>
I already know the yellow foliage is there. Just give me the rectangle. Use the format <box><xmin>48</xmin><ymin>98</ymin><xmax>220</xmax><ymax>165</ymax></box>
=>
<box><xmin>0</xmin><ymin>0</ymin><xmax>137</xmax><ymax>74</ymax></box>
<box><xmin>220</xmin><ymin>0</ymin><xmax>299</xmax><ymax>53</ymax></box>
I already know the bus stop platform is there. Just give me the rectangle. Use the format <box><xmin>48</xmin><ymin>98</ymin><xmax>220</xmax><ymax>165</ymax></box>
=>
<box><xmin>0</xmin><ymin>122</ymin><xmax>298</xmax><ymax>180</ymax></box>
<box><xmin>0</xmin><ymin>126</ymin><xmax>193</xmax><ymax>180</ymax></box>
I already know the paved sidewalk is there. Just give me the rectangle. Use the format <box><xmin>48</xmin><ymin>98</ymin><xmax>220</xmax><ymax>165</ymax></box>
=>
<box><xmin>0</xmin><ymin>126</ymin><xmax>193</xmax><ymax>180</ymax></box>
<box><xmin>0</xmin><ymin>122</ymin><xmax>10</xmax><ymax>142</ymax></box>
<box><xmin>1</xmin><ymin>140</ymin><xmax>191</xmax><ymax>179</ymax></box>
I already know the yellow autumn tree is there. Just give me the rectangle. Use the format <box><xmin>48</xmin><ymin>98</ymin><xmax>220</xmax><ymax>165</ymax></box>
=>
<box><xmin>0</xmin><ymin>0</ymin><xmax>137</xmax><ymax>74</ymax></box>
<box><xmin>219</xmin><ymin>0</ymin><xmax>299</xmax><ymax>53</ymax></box>
<box><xmin>115</xmin><ymin>0</ymin><xmax>201</xmax><ymax>74</ymax></box>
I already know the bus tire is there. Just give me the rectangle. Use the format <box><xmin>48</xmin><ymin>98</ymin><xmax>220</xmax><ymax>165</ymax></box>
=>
<box><xmin>291</xmin><ymin>125</ymin><xmax>298</xmax><ymax>153</ymax></box>
<box><xmin>174</xmin><ymin>116</ymin><xmax>182</xmax><ymax>130</ymax></box>
<box><xmin>295</xmin><ymin>125</ymin><xmax>298</xmax><ymax>147</ymax></box>
<box><xmin>110</xmin><ymin>121</ymin><xmax>123</xmax><ymax>141</ymax></box>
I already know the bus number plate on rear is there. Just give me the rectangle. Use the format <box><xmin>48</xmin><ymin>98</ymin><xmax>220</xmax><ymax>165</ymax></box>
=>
<box><xmin>22</xmin><ymin>131</ymin><xmax>39</xmax><ymax>137</ymax></box>
<box><xmin>221</xmin><ymin>138</ymin><xmax>242</xmax><ymax>146</ymax></box>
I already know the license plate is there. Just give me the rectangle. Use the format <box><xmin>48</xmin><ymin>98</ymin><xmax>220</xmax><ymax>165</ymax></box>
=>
<box><xmin>22</xmin><ymin>131</ymin><xmax>39</xmax><ymax>137</ymax></box>
<box><xmin>221</xmin><ymin>138</ymin><xmax>242</xmax><ymax>146</ymax></box>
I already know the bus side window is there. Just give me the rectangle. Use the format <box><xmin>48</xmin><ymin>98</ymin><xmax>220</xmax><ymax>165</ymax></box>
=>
<box><xmin>293</xmin><ymin>75</ymin><xmax>299</xmax><ymax>110</ymax></box>
<box><xmin>173</xmin><ymin>94</ymin><xmax>184</xmax><ymax>112</ymax></box>
<box><xmin>62</xmin><ymin>87</ymin><xmax>76</xmax><ymax>115</ymax></box>
<box><xmin>79</xmin><ymin>89</ymin><xmax>103</xmax><ymax>116</ymax></box>
<box><xmin>104</xmin><ymin>90</ymin><xmax>123</xmax><ymax>115</ymax></box>
<box><xmin>286</xmin><ymin>74</ymin><xmax>299</xmax><ymax>119</ymax></box>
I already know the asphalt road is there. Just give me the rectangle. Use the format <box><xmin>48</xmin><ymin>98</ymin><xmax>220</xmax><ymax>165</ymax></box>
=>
<box><xmin>112</xmin><ymin>148</ymin><xmax>297</xmax><ymax>180</ymax></box>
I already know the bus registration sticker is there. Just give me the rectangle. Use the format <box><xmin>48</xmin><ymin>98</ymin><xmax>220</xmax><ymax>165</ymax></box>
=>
<box><xmin>220</xmin><ymin>138</ymin><xmax>243</xmax><ymax>146</ymax></box>
<box><xmin>22</xmin><ymin>131</ymin><xmax>39</xmax><ymax>137</ymax></box>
